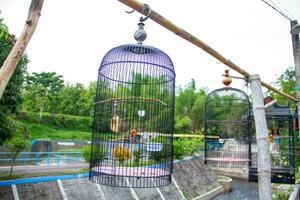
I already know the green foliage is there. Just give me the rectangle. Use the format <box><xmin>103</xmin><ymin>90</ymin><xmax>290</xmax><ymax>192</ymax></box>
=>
<box><xmin>82</xmin><ymin>144</ymin><xmax>107</xmax><ymax>163</ymax></box>
<box><xmin>0</xmin><ymin>18</ymin><xmax>9</xmax><ymax>41</ymax></box>
<box><xmin>133</xmin><ymin>149</ymin><xmax>141</xmax><ymax>163</ymax></box>
<box><xmin>0</xmin><ymin>17</ymin><xmax>28</xmax><ymax>144</ymax></box>
<box><xmin>5</xmin><ymin>126</ymin><xmax>30</xmax><ymax>176</ymax></box>
<box><xmin>17</xmin><ymin>111</ymin><xmax>92</xmax><ymax>131</ymax></box>
<box><xmin>13</xmin><ymin>111</ymin><xmax>92</xmax><ymax>141</ymax></box>
<box><xmin>23</xmin><ymin>122</ymin><xmax>91</xmax><ymax>141</ymax></box>
<box><xmin>173</xmin><ymin>140</ymin><xmax>185</xmax><ymax>159</ymax></box>
<box><xmin>0</xmin><ymin>107</ymin><xmax>14</xmax><ymax>144</ymax></box>
<box><xmin>269</xmin><ymin>66</ymin><xmax>295</xmax><ymax>106</ymax></box>
<box><xmin>22</xmin><ymin>80</ymin><xmax>96</xmax><ymax>117</ymax></box>
<box><xmin>173</xmin><ymin>138</ymin><xmax>204</xmax><ymax>159</ymax></box>
<box><xmin>82</xmin><ymin>145</ymin><xmax>91</xmax><ymax>162</ymax></box>
<box><xmin>205</xmin><ymin>92</ymin><xmax>250</xmax><ymax>139</ymax></box>
<box><xmin>23</xmin><ymin>72</ymin><xmax>64</xmax><ymax>119</ymax></box>
<box><xmin>56</xmin><ymin>82</ymin><xmax>96</xmax><ymax>116</ymax></box>
<box><xmin>149</xmin><ymin>150</ymin><xmax>165</xmax><ymax>162</ymax></box>
<box><xmin>175</xmin><ymin>116</ymin><xmax>192</xmax><ymax>131</ymax></box>
<box><xmin>272</xmin><ymin>190</ymin><xmax>290</xmax><ymax>200</ymax></box>
<box><xmin>7</xmin><ymin>137</ymin><xmax>27</xmax><ymax>154</ymax></box>
<box><xmin>175</xmin><ymin>79</ymin><xmax>207</xmax><ymax>133</ymax></box>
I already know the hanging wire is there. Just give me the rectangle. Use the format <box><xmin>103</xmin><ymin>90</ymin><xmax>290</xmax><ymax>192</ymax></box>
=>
<box><xmin>271</xmin><ymin>0</ymin><xmax>296</xmax><ymax>20</ymax></box>
<box><xmin>260</xmin><ymin>0</ymin><xmax>293</xmax><ymax>21</ymax></box>
<box><xmin>268</xmin><ymin>0</ymin><xmax>291</xmax><ymax>18</ymax></box>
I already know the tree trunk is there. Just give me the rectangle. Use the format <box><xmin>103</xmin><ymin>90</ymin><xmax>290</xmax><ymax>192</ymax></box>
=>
<box><xmin>39</xmin><ymin>103</ymin><xmax>44</xmax><ymax>120</ymax></box>
<box><xmin>9</xmin><ymin>155</ymin><xmax>17</xmax><ymax>177</ymax></box>
<box><xmin>249</xmin><ymin>74</ymin><xmax>272</xmax><ymax>200</ymax></box>
<box><xmin>39</xmin><ymin>89</ymin><xmax>48</xmax><ymax>120</ymax></box>
<box><xmin>0</xmin><ymin>0</ymin><xmax>44</xmax><ymax>100</ymax></box>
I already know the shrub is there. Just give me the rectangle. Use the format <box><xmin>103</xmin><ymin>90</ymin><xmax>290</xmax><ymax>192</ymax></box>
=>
<box><xmin>150</xmin><ymin>150</ymin><xmax>165</xmax><ymax>162</ymax></box>
<box><xmin>82</xmin><ymin>145</ymin><xmax>91</xmax><ymax>162</ymax></box>
<box><xmin>148</xmin><ymin>144</ymin><xmax>173</xmax><ymax>162</ymax></box>
<box><xmin>17</xmin><ymin>111</ymin><xmax>92</xmax><ymax>131</ymax></box>
<box><xmin>272</xmin><ymin>190</ymin><xmax>289</xmax><ymax>200</ymax></box>
<box><xmin>82</xmin><ymin>144</ymin><xmax>106</xmax><ymax>163</ymax></box>
<box><xmin>113</xmin><ymin>146</ymin><xmax>132</xmax><ymax>163</ymax></box>
<box><xmin>173</xmin><ymin>140</ymin><xmax>186</xmax><ymax>159</ymax></box>
<box><xmin>175</xmin><ymin>116</ymin><xmax>192</xmax><ymax>133</ymax></box>
<box><xmin>173</xmin><ymin>138</ymin><xmax>203</xmax><ymax>159</ymax></box>
<box><xmin>133</xmin><ymin>149</ymin><xmax>141</xmax><ymax>163</ymax></box>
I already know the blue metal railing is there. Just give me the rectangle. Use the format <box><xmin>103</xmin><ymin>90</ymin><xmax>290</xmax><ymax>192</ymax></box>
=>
<box><xmin>0</xmin><ymin>152</ymin><xmax>84</xmax><ymax>166</ymax></box>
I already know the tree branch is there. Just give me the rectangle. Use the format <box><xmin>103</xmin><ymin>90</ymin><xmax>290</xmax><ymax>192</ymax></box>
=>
<box><xmin>0</xmin><ymin>0</ymin><xmax>44</xmax><ymax>100</ymax></box>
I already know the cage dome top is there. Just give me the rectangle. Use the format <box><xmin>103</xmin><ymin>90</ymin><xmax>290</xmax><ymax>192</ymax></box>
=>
<box><xmin>99</xmin><ymin>44</ymin><xmax>175</xmax><ymax>84</ymax></box>
<box><xmin>206</xmin><ymin>87</ymin><xmax>249</xmax><ymax>102</ymax></box>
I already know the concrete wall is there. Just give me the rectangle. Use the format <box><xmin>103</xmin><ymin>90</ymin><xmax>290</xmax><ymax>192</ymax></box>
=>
<box><xmin>0</xmin><ymin>157</ymin><xmax>225</xmax><ymax>200</ymax></box>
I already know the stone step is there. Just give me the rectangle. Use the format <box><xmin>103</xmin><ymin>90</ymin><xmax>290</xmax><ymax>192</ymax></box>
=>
<box><xmin>16</xmin><ymin>182</ymin><xmax>62</xmax><ymax>200</ymax></box>
<box><xmin>62</xmin><ymin>178</ymin><xmax>102</xmax><ymax>200</ymax></box>
<box><xmin>133</xmin><ymin>187</ymin><xmax>162</xmax><ymax>200</ymax></box>
<box><xmin>172</xmin><ymin>158</ymin><xmax>222</xmax><ymax>199</ymax></box>
<box><xmin>159</xmin><ymin>179</ymin><xmax>185</xmax><ymax>200</ymax></box>
<box><xmin>0</xmin><ymin>185</ymin><xmax>14</xmax><ymax>200</ymax></box>
<box><xmin>100</xmin><ymin>183</ymin><xmax>137</xmax><ymax>200</ymax></box>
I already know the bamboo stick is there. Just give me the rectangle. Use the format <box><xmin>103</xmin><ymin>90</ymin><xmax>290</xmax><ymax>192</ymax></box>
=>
<box><xmin>249</xmin><ymin>74</ymin><xmax>272</xmax><ymax>200</ymax></box>
<box><xmin>0</xmin><ymin>0</ymin><xmax>44</xmax><ymax>99</ymax></box>
<box><xmin>118</xmin><ymin>0</ymin><xmax>297</xmax><ymax>102</ymax></box>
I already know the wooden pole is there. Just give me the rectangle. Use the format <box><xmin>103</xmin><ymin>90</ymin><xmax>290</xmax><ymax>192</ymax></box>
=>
<box><xmin>249</xmin><ymin>74</ymin><xmax>272</xmax><ymax>200</ymax></box>
<box><xmin>291</xmin><ymin>20</ymin><xmax>300</xmax><ymax>143</ymax></box>
<box><xmin>118</xmin><ymin>0</ymin><xmax>297</xmax><ymax>102</ymax></box>
<box><xmin>0</xmin><ymin>0</ymin><xmax>44</xmax><ymax>99</ymax></box>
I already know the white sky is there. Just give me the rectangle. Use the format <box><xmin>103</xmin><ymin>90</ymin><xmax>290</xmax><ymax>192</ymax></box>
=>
<box><xmin>1</xmin><ymin>0</ymin><xmax>300</xmax><ymax>92</ymax></box>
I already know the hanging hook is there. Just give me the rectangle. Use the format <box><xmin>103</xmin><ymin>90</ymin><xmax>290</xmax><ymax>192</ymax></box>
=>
<box><xmin>125</xmin><ymin>9</ymin><xmax>135</xmax><ymax>14</ymax></box>
<box><xmin>125</xmin><ymin>4</ymin><xmax>152</xmax><ymax>22</ymax></box>
<box><xmin>139</xmin><ymin>4</ymin><xmax>151</xmax><ymax>22</ymax></box>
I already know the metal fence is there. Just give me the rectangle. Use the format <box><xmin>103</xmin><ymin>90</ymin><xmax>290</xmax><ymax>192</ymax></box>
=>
<box><xmin>0</xmin><ymin>152</ymin><xmax>84</xmax><ymax>166</ymax></box>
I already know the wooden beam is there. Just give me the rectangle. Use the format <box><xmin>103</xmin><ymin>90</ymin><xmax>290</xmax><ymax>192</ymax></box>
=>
<box><xmin>0</xmin><ymin>0</ymin><xmax>44</xmax><ymax>99</ymax></box>
<box><xmin>118</xmin><ymin>0</ymin><xmax>297</xmax><ymax>102</ymax></box>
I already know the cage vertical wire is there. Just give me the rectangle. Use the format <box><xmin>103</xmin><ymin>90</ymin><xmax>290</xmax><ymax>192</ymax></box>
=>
<box><xmin>89</xmin><ymin>44</ymin><xmax>176</xmax><ymax>188</ymax></box>
<box><xmin>204</xmin><ymin>87</ymin><xmax>251</xmax><ymax>170</ymax></box>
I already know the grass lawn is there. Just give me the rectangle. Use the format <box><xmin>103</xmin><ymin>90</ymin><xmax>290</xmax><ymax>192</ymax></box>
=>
<box><xmin>21</xmin><ymin>121</ymin><xmax>92</xmax><ymax>141</ymax></box>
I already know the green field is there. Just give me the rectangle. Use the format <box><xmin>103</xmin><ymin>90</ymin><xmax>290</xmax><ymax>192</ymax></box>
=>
<box><xmin>14</xmin><ymin>111</ymin><xmax>93</xmax><ymax>142</ymax></box>
<box><xmin>22</xmin><ymin>121</ymin><xmax>92</xmax><ymax>141</ymax></box>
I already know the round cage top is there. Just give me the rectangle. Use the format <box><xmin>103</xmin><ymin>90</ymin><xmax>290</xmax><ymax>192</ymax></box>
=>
<box><xmin>206</xmin><ymin>87</ymin><xmax>250</xmax><ymax>103</ymax></box>
<box><xmin>99</xmin><ymin>44</ymin><xmax>176</xmax><ymax>84</ymax></box>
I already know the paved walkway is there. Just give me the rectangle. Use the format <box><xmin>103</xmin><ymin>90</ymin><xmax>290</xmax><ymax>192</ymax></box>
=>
<box><xmin>0</xmin><ymin>163</ymin><xmax>89</xmax><ymax>174</ymax></box>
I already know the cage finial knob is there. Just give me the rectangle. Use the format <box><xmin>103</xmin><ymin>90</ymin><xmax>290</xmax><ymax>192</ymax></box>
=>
<box><xmin>134</xmin><ymin>22</ymin><xmax>147</xmax><ymax>44</ymax></box>
<box><xmin>222</xmin><ymin>70</ymin><xmax>232</xmax><ymax>86</ymax></box>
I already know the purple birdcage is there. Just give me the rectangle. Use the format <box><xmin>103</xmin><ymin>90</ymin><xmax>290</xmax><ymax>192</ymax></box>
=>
<box><xmin>89</xmin><ymin>43</ymin><xmax>176</xmax><ymax>188</ymax></box>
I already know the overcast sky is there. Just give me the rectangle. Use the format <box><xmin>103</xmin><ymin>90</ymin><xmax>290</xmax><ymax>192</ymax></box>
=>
<box><xmin>1</xmin><ymin>0</ymin><xmax>300</xmax><ymax>92</ymax></box>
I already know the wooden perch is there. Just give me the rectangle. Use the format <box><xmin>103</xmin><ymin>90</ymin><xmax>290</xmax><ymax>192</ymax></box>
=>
<box><xmin>0</xmin><ymin>0</ymin><xmax>44</xmax><ymax>99</ymax></box>
<box><xmin>118</xmin><ymin>0</ymin><xmax>297</xmax><ymax>102</ymax></box>
<box><xmin>96</xmin><ymin>97</ymin><xmax>168</xmax><ymax>106</ymax></box>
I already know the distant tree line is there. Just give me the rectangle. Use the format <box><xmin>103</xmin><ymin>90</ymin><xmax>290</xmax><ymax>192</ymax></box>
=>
<box><xmin>20</xmin><ymin>66</ymin><xmax>297</xmax><ymax>135</ymax></box>
<box><xmin>21</xmin><ymin>74</ymin><xmax>208</xmax><ymax>134</ymax></box>
<box><xmin>269</xmin><ymin>66</ymin><xmax>295</xmax><ymax>107</ymax></box>
<box><xmin>22</xmin><ymin>72</ymin><xmax>96</xmax><ymax>118</ymax></box>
